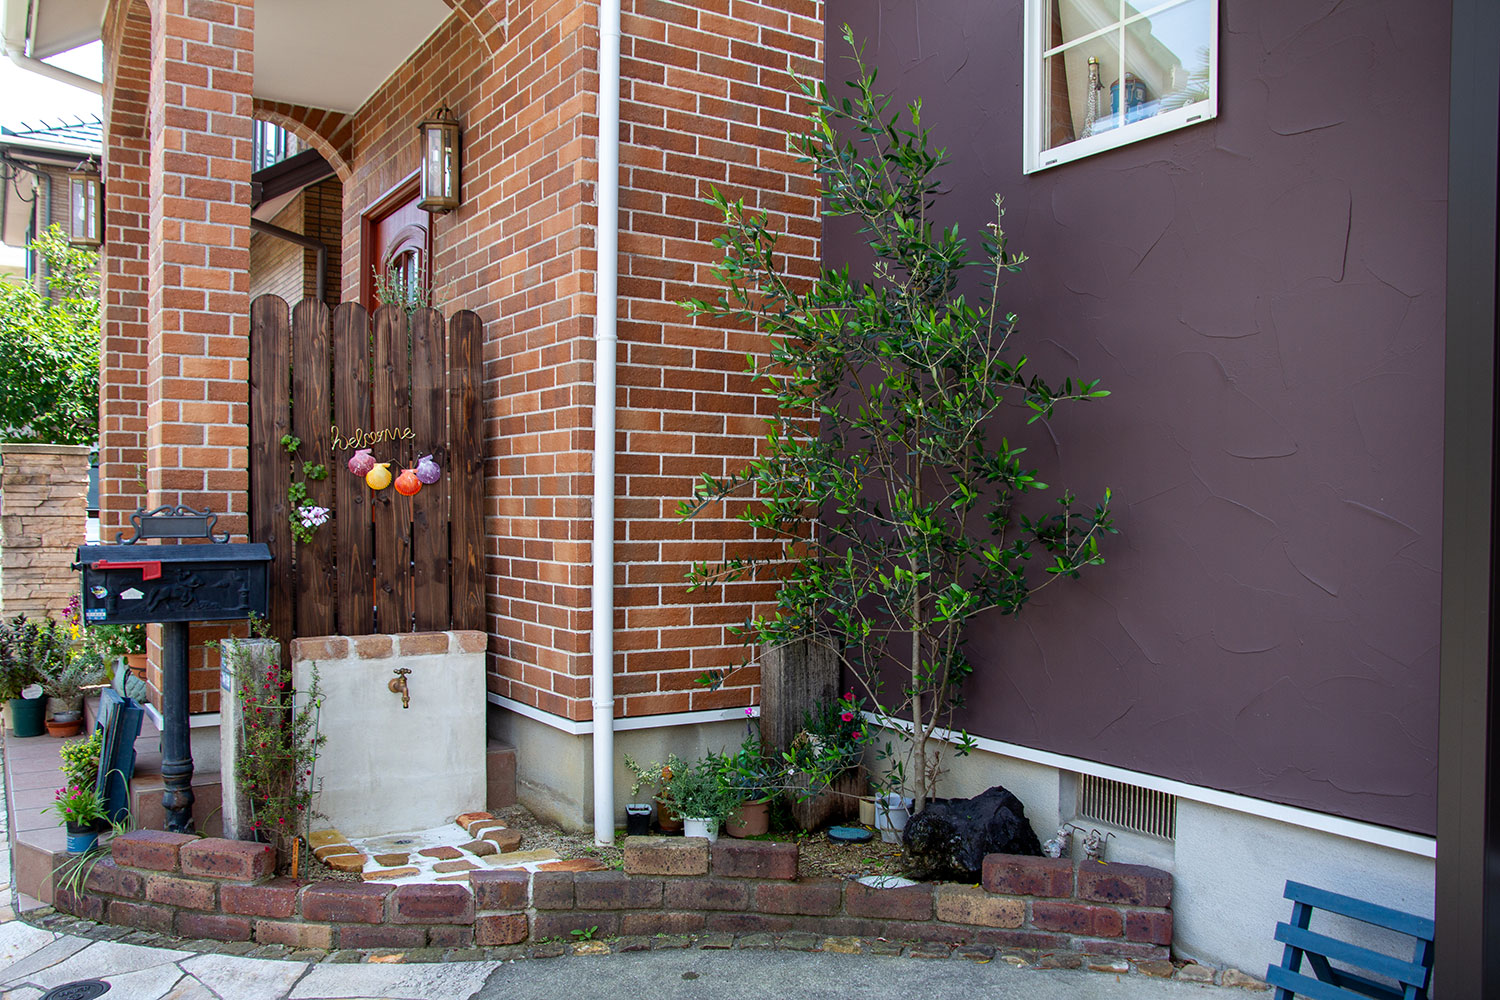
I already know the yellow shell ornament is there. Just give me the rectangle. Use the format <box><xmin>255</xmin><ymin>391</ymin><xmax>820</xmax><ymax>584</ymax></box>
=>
<box><xmin>365</xmin><ymin>462</ymin><xmax>393</xmax><ymax>490</ymax></box>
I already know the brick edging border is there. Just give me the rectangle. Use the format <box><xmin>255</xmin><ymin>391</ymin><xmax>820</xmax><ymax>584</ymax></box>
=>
<box><xmin>54</xmin><ymin>831</ymin><xmax>1174</xmax><ymax>959</ymax></box>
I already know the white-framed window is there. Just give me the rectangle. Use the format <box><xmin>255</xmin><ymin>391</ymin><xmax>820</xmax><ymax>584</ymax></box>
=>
<box><xmin>1023</xmin><ymin>0</ymin><xmax>1218</xmax><ymax>173</ymax></box>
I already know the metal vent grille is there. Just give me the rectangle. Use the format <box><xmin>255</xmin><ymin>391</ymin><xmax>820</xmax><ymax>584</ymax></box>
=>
<box><xmin>1077</xmin><ymin>774</ymin><xmax>1177</xmax><ymax>840</ymax></box>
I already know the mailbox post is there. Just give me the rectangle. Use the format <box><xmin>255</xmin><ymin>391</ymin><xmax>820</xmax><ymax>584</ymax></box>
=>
<box><xmin>76</xmin><ymin>506</ymin><xmax>270</xmax><ymax>833</ymax></box>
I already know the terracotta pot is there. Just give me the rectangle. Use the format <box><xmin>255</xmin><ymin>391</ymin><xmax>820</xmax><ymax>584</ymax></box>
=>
<box><xmin>125</xmin><ymin>654</ymin><xmax>148</xmax><ymax>680</ymax></box>
<box><xmin>724</xmin><ymin>798</ymin><xmax>771</xmax><ymax>838</ymax></box>
<box><xmin>656</xmin><ymin>799</ymin><xmax>683</xmax><ymax>834</ymax></box>
<box><xmin>46</xmin><ymin>718</ymin><xmax>82</xmax><ymax>738</ymax></box>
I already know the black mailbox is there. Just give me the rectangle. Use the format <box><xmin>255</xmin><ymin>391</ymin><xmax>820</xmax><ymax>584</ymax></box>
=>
<box><xmin>76</xmin><ymin>507</ymin><xmax>270</xmax><ymax>625</ymax></box>
<box><xmin>72</xmin><ymin>505</ymin><xmax>272</xmax><ymax>835</ymax></box>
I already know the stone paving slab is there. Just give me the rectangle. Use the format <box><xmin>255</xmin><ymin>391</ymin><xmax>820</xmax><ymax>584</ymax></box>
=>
<box><xmin>180</xmin><ymin>952</ymin><xmax>311</xmax><ymax>1000</ymax></box>
<box><xmin>22</xmin><ymin>938</ymin><xmax>191</xmax><ymax>989</ymax></box>
<box><xmin>288</xmin><ymin>959</ymin><xmax>500</xmax><ymax>998</ymax></box>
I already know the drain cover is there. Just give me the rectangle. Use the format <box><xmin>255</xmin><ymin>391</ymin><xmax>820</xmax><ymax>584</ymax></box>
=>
<box><xmin>41</xmin><ymin>982</ymin><xmax>110</xmax><ymax>1000</ymax></box>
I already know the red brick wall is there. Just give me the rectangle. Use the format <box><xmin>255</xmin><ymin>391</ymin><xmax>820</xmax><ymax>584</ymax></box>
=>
<box><xmin>337</xmin><ymin>0</ymin><xmax>821</xmax><ymax>723</ymax></box>
<box><xmin>100</xmin><ymin>0</ymin><xmax>822</xmax><ymax>721</ymax></box>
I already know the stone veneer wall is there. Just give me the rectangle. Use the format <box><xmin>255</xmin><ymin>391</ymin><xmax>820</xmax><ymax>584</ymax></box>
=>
<box><xmin>57</xmin><ymin>832</ymin><xmax>1172</xmax><ymax>959</ymax></box>
<box><xmin>0</xmin><ymin>443</ymin><xmax>90</xmax><ymax>618</ymax></box>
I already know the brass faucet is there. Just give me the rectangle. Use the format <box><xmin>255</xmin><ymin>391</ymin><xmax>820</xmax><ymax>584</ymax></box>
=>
<box><xmin>388</xmin><ymin>668</ymin><xmax>412</xmax><ymax>709</ymax></box>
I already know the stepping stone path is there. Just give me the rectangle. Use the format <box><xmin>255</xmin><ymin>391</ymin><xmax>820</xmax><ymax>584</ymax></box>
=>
<box><xmin>307</xmin><ymin>812</ymin><xmax>609</xmax><ymax>888</ymax></box>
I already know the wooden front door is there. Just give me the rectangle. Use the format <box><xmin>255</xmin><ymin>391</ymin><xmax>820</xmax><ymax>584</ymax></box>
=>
<box><xmin>363</xmin><ymin>177</ymin><xmax>430</xmax><ymax>314</ymax></box>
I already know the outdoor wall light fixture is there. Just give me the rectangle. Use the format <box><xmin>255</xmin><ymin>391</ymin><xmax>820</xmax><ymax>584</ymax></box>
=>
<box><xmin>68</xmin><ymin>158</ymin><xmax>103</xmax><ymax>247</ymax></box>
<box><xmin>417</xmin><ymin>106</ymin><xmax>461</xmax><ymax>214</ymax></box>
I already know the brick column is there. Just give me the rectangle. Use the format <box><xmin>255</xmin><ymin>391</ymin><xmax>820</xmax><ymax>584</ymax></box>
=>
<box><xmin>143</xmin><ymin>0</ymin><xmax>256</xmax><ymax>714</ymax></box>
<box><xmin>0</xmin><ymin>444</ymin><xmax>90</xmax><ymax>617</ymax></box>
<box><xmin>146</xmin><ymin>0</ymin><xmax>254</xmax><ymax>533</ymax></box>
<box><xmin>100</xmin><ymin>0</ymin><xmax>154</xmax><ymax>536</ymax></box>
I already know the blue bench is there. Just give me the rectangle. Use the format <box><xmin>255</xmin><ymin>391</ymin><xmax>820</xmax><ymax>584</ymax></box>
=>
<box><xmin>1266</xmin><ymin>881</ymin><xmax>1434</xmax><ymax>1000</ymax></box>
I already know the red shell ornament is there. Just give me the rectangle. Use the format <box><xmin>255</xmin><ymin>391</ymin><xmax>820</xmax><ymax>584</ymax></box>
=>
<box><xmin>347</xmin><ymin>448</ymin><xmax>376</xmax><ymax>476</ymax></box>
<box><xmin>394</xmin><ymin>468</ymin><xmax>422</xmax><ymax>496</ymax></box>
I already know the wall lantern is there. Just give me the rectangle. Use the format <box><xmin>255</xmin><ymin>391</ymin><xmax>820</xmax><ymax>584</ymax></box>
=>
<box><xmin>68</xmin><ymin>158</ymin><xmax>103</xmax><ymax>247</ymax></box>
<box><xmin>417</xmin><ymin>106</ymin><xmax>461</xmax><ymax>214</ymax></box>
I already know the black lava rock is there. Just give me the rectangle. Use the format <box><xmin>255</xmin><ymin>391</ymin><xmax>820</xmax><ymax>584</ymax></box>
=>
<box><xmin>901</xmin><ymin>785</ymin><xmax>1042</xmax><ymax>881</ymax></box>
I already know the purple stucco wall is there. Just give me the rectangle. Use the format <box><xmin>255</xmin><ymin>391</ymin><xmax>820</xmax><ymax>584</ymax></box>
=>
<box><xmin>824</xmin><ymin>0</ymin><xmax>1449</xmax><ymax>834</ymax></box>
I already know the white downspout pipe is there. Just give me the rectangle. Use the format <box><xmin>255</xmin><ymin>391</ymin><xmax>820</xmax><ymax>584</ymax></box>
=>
<box><xmin>590</xmin><ymin>0</ymin><xmax>622</xmax><ymax>847</ymax></box>
<box><xmin>2</xmin><ymin>45</ymin><xmax>103</xmax><ymax>95</ymax></box>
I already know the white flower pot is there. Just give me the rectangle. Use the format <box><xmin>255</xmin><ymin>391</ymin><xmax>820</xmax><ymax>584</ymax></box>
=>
<box><xmin>874</xmin><ymin>794</ymin><xmax>914</xmax><ymax>844</ymax></box>
<box><xmin>681</xmin><ymin>816</ymin><xmax>720</xmax><ymax>841</ymax></box>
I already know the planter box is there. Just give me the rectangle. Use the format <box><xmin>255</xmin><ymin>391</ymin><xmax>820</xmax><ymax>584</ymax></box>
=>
<box><xmin>787</xmin><ymin>765</ymin><xmax>865</xmax><ymax>832</ymax></box>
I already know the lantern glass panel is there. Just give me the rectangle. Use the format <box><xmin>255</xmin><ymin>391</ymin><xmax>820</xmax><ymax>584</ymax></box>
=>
<box><xmin>419</xmin><ymin>116</ymin><xmax>460</xmax><ymax>212</ymax></box>
<box><xmin>69</xmin><ymin>172</ymin><xmax>100</xmax><ymax>246</ymax></box>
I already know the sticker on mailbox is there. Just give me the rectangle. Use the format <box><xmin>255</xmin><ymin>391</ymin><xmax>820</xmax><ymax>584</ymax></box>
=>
<box><xmin>120</xmin><ymin>587</ymin><xmax>144</xmax><ymax>601</ymax></box>
<box><xmin>85</xmin><ymin>608</ymin><xmax>106</xmax><ymax>621</ymax></box>
<box><xmin>90</xmin><ymin>585</ymin><xmax>107</xmax><ymax>599</ymax></box>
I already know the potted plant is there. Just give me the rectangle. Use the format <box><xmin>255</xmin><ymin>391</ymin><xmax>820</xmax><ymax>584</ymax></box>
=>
<box><xmin>43</xmin><ymin>782</ymin><xmax>109</xmax><ymax>854</ymax></box>
<box><xmin>719</xmin><ymin>731</ymin><xmax>778</xmax><ymax>838</ymax></box>
<box><xmin>664</xmin><ymin>756</ymin><xmax>741</xmax><ymax>841</ymax></box>
<box><xmin>42</xmin><ymin>656</ymin><xmax>106</xmax><ymax>736</ymax></box>
<box><xmin>0</xmin><ymin>615</ymin><xmax>67</xmax><ymax>738</ymax></box>
<box><xmin>60</xmin><ymin>729</ymin><xmax>103</xmax><ymax>791</ymax></box>
<box><xmin>623</xmin><ymin>753</ymin><xmax>686</xmax><ymax>834</ymax></box>
<box><xmin>84</xmin><ymin>621</ymin><xmax>146</xmax><ymax>680</ymax></box>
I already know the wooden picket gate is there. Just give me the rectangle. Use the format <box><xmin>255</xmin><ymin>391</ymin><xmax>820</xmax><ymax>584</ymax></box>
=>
<box><xmin>248</xmin><ymin>296</ymin><xmax>484</xmax><ymax>645</ymax></box>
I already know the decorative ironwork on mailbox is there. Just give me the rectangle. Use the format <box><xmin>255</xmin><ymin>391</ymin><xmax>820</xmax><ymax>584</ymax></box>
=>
<box><xmin>76</xmin><ymin>505</ymin><xmax>271</xmax><ymax>625</ymax></box>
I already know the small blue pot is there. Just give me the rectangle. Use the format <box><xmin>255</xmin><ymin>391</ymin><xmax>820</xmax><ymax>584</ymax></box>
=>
<box><xmin>65</xmin><ymin>825</ymin><xmax>100</xmax><ymax>855</ymax></box>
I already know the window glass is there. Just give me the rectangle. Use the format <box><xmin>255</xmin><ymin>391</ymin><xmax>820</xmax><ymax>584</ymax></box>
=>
<box><xmin>1031</xmin><ymin>0</ymin><xmax>1215</xmax><ymax>171</ymax></box>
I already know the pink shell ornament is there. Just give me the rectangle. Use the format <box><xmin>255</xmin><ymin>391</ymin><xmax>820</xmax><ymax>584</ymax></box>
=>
<box><xmin>415</xmin><ymin>454</ymin><xmax>442</xmax><ymax>485</ymax></box>
<box><xmin>347</xmin><ymin>448</ymin><xmax>376</xmax><ymax>476</ymax></box>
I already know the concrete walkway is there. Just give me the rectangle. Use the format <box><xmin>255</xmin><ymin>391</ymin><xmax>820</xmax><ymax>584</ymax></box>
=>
<box><xmin>0</xmin><ymin>740</ymin><xmax>1253</xmax><ymax>999</ymax></box>
<box><xmin>0</xmin><ymin>921</ymin><xmax>1247</xmax><ymax>1000</ymax></box>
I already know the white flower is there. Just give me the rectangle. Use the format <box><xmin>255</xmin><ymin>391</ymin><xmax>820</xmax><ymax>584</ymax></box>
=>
<box><xmin>298</xmin><ymin>505</ymin><xmax>331</xmax><ymax>528</ymax></box>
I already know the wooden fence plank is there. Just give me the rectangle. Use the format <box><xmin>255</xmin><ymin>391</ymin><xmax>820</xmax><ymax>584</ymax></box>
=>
<box><xmin>332</xmin><ymin>303</ymin><xmax>374</xmax><ymax>636</ymax></box>
<box><xmin>291</xmin><ymin>299</ymin><xmax>336</xmax><ymax>638</ymax></box>
<box><xmin>410</xmin><ymin>307</ymin><xmax>450</xmax><ymax>630</ymax></box>
<box><xmin>248</xmin><ymin>295</ymin><xmax>294</xmax><ymax>652</ymax></box>
<box><xmin>372</xmin><ymin>304</ymin><xmax>413</xmax><ymax>633</ymax></box>
<box><xmin>448</xmin><ymin>310</ymin><xmax>485</xmax><ymax>631</ymax></box>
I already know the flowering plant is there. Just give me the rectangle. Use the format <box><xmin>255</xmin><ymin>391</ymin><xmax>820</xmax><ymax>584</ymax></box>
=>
<box><xmin>44</xmin><ymin>783</ymin><xmax>106</xmax><ymax>827</ymax></box>
<box><xmin>223</xmin><ymin>636</ymin><xmax>325</xmax><ymax>865</ymax></box>
<box><xmin>791</xmin><ymin>690</ymin><xmax>868</xmax><ymax>772</ymax></box>
<box><xmin>60</xmin><ymin>729</ymin><xmax>103</xmax><ymax>789</ymax></box>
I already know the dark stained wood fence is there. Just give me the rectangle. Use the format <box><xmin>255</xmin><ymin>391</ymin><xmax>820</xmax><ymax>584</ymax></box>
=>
<box><xmin>249</xmin><ymin>297</ymin><xmax>484</xmax><ymax>642</ymax></box>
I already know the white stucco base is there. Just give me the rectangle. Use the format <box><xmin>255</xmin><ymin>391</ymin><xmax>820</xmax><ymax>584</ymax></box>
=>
<box><xmin>293</xmin><ymin>632</ymin><xmax>487</xmax><ymax>838</ymax></box>
<box><xmin>489</xmin><ymin>706</ymin><xmax>747</xmax><ymax>833</ymax></box>
<box><xmin>881</xmin><ymin>736</ymin><xmax>1435</xmax><ymax>974</ymax></box>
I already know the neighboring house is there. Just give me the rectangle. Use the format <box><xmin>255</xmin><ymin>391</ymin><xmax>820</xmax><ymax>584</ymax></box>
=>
<box><xmin>0</xmin><ymin>115</ymin><xmax>101</xmax><ymax>279</ymax></box>
<box><xmin>4</xmin><ymin>0</ymin><xmax>1493</xmax><ymax>978</ymax></box>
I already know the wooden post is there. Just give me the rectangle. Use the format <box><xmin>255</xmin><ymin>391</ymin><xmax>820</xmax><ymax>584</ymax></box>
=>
<box><xmin>758</xmin><ymin>639</ymin><xmax>840</xmax><ymax>758</ymax></box>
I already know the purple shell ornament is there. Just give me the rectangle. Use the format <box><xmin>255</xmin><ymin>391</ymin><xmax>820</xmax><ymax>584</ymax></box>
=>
<box><xmin>415</xmin><ymin>454</ymin><xmax>442</xmax><ymax>485</ymax></box>
<box><xmin>347</xmin><ymin>448</ymin><xmax>376</xmax><ymax>476</ymax></box>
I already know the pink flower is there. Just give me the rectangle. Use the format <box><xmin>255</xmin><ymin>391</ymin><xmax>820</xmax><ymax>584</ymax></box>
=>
<box><xmin>841</xmin><ymin>712</ymin><xmax>854</xmax><ymax>722</ymax></box>
<box><xmin>744</xmin><ymin>707</ymin><xmax>754</xmax><ymax>718</ymax></box>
